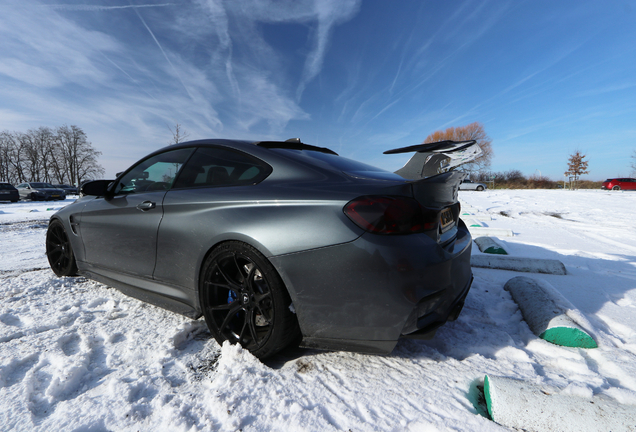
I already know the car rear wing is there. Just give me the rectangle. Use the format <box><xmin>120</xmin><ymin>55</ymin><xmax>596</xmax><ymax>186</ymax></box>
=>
<box><xmin>384</xmin><ymin>140</ymin><xmax>482</xmax><ymax>179</ymax></box>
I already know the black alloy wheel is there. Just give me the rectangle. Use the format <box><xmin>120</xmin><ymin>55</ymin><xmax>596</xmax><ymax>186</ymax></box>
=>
<box><xmin>200</xmin><ymin>241</ymin><xmax>299</xmax><ymax>359</ymax></box>
<box><xmin>612</xmin><ymin>186</ymin><xmax>621</xmax><ymax>191</ymax></box>
<box><xmin>46</xmin><ymin>219</ymin><xmax>78</xmax><ymax>277</ymax></box>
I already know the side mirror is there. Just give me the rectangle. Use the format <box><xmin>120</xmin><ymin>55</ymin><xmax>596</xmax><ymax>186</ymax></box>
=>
<box><xmin>80</xmin><ymin>180</ymin><xmax>115</xmax><ymax>197</ymax></box>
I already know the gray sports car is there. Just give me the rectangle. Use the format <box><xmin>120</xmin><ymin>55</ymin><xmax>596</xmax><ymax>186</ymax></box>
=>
<box><xmin>46</xmin><ymin>139</ymin><xmax>480</xmax><ymax>359</ymax></box>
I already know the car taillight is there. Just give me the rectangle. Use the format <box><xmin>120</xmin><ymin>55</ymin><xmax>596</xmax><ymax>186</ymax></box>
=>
<box><xmin>343</xmin><ymin>196</ymin><xmax>438</xmax><ymax>235</ymax></box>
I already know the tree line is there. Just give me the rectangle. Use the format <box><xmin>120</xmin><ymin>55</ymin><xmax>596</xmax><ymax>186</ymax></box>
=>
<box><xmin>0</xmin><ymin>125</ymin><xmax>104</xmax><ymax>186</ymax></box>
<box><xmin>470</xmin><ymin>169</ymin><xmax>601</xmax><ymax>189</ymax></box>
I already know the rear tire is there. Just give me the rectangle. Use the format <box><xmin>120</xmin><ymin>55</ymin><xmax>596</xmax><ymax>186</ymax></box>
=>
<box><xmin>612</xmin><ymin>186</ymin><xmax>621</xmax><ymax>191</ymax></box>
<box><xmin>199</xmin><ymin>241</ymin><xmax>300</xmax><ymax>359</ymax></box>
<box><xmin>46</xmin><ymin>219</ymin><xmax>78</xmax><ymax>277</ymax></box>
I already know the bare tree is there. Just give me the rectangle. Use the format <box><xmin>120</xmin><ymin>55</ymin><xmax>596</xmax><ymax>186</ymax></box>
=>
<box><xmin>17</xmin><ymin>127</ymin><xmax>57</xmax><ymax>183</ymax></box>
<box><xmin>0</xmin><ymin>126</ymin><xmax>104</xmax><ymax>185</ymax></box>
<box><xmin>631</xmin><ymin>150</ymin><xmax>636</xmax><ymax>176</ymax></box>
<box><xmin>423</xmin><ymin>121</ymin><xmax>493</xmax><ymax>176</ymax></box>
<box><xmin>0</xmin><ymin>131</ymin><xmax>27</xmax><ymax>183</ymax></box>
<box><xmin>564</xmin><ymin>150</ymin><xmax>589</xmax><ymax>190</ymax></box>
<box><xmin>54</xmin><ymin>125</ymin><xmax>104</xmax><ymax>186</ymax></box>
<box><xmin>0</xmin><ymin>132</ymin><xmax>14</xmax><ymax>182</ymax></box>
<box><xmin>169</xmin><ymin>123</ymin><xmax>190</xmax><ymax>145</ymax></box>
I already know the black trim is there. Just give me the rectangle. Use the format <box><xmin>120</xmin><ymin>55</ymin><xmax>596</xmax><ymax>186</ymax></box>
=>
<box><xmin>256</xmin><ymin>141</ymin><xmax>339</xmax><ymax>156</ymax></box>
<box><xmin>383</xmin><ymin>140</ymin><xmax>476</xmax><ymax>155</ymax></box>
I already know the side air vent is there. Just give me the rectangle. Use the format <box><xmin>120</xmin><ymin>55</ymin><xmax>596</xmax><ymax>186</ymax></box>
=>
<box><xmin>69</xmin><ymin>215</ymin><xmax>80</xmax><ymax>235</ymax></box>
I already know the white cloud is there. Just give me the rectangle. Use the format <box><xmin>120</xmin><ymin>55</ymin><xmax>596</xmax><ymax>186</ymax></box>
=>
<box><xmin>0</xmin><ymin>0</ymin><xmax>361</xmax><ymax>171</ymax></box>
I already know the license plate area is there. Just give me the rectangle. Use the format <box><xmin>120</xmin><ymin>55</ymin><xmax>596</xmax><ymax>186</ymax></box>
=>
<box><xmin>439</xmin><ymin>207</ymin><xmax>454</xmax><ymax>233</ymax></box>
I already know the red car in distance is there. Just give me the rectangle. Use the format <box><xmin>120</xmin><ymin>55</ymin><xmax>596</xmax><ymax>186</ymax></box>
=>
<box><xmin>602</xmin><ymin>178</ymin><xmax>636</xmax><ymax>191</ymax></box>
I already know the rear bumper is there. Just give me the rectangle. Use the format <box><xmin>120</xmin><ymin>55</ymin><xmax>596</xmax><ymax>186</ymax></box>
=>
<box><xmin>270</xmin><ymin>223</ymin><xmax>473</xmax><ymax>354</ymax></box>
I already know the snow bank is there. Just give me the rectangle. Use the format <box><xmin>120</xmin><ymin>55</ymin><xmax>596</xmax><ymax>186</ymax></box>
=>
<box><xmin>0</xmin><ymin>190</ymin><xmax>635</xmax><ymax>431</ymax></box>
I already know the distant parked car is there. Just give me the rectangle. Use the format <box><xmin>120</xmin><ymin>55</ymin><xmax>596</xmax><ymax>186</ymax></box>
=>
<box><xmin>602</xmin><ymin>178</ymin><xmax>636</xmax><ymax>191</ymax></box>
<box><xmin>0</xmin><ymin>183</ymin><xmax>19</xmax><ymax>202</ymax></box>
<box><xmin>459</xmin><ymin>179</ymin><xmax>486</xmax><ymax>191</ymax></box>
<box><xmin>16</xmin><ymin>182</ymin><xmax>66</xmax><ymax>201</ymax></box>
<box><xmin>54</xmin><ymin>184</ymin><xmax>78</xmax><ymax>195</ymax></box>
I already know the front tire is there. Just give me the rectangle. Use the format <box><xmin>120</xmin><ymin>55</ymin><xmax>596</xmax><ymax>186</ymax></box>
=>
<box><xmin>200</xmin><ymin>241</ymin><xmax>299</xmax><ymax>359</ymax></box>
<box><xmin>476</xmin><ymin>185</ymin><xmax>484</xmax><ymax>191</ymax></box>
<box><xmin>612</xmin><ymin>186</ymin><xmax>621</xmax><ymax>191</ymax></box>
<box><xmin>46</xmin><ymin>219</ymin><xmax>78</xmax><ymax>277</ymax></box>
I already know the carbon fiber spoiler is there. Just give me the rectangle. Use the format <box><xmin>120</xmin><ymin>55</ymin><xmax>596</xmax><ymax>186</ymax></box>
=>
<box><xmin>385</xmin><ymin>140</ymin><xmax>482</xmax><ymax>179</ymax></box>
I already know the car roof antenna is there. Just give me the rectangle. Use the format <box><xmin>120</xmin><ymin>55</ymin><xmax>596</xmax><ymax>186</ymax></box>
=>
<box><xmin>285</xmin><ymin>138</ymin><xmax>302</xmax><ymax>143</ymax></box>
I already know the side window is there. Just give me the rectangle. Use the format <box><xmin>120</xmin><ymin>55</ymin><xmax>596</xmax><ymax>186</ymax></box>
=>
<box><xmin>113</xmin><ymin>148</ymin><xmax>194</xmax><ymax>195</ymax></box>
<box><xmin>172</xmin><ymin>146</ymin><xmax>271</xmax><ymax>189</ymax></box>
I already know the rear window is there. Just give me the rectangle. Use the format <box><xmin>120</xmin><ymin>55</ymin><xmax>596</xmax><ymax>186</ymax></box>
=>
<box><xmin>0</xmin><ymin>183</ymin><xmax>15</xmax><ymax>190</ymax></box>
<box><xmin>272</xmin><ymin>149</ymin><xmax>403</xmax><ymax>181</ymax></box>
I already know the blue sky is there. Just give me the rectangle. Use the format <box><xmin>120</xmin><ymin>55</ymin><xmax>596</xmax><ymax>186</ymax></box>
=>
<box><xmin>1</xmin><ymin>0</ymin><xmax>635</xmax><ymax>180</ymax></box>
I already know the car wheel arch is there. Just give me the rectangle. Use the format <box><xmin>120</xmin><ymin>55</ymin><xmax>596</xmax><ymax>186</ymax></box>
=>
<box><xmin>46</xmin><ymin>217</ymin><xmax>79</xmax><ymax>277</ymax></box>
<box><xmin>194</xmin><ymin>237</ymin><xmax>304</xmax><ymax>325</ymax></box>
<box><xmin>194</xmin><ymin>237</ymin><xmax>285</xmax><ymax>308</ymax></box>
<box><xmin>196</xmin><ymin>239</ymin><xmax>301</xmax><ymax>357</ymax></box>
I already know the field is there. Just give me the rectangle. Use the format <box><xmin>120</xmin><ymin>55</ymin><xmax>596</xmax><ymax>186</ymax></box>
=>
<box><xmin>1</xmin><ymin>189</ymin><xmax>635</xmax><ymax>431</ymax></box>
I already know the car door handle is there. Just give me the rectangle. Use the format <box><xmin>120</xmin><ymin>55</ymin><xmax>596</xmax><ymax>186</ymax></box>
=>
<box><xmin>136</xmin><ymin>201</ymin><xmax>156</xmax><ymax>211</ymax></box>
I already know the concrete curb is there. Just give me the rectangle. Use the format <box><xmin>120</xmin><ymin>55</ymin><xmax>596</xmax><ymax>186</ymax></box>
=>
<box><xmin>474</xmin><ymin>236</ymin><xmax>508</xmax><ymax>255</ymax></box>
<box><xmin>484</xmin><ymin>375</ymin><xmax>636</xmax><ymax>432</ymax></box>
<box><xmin>471</xmin><ymin>255</ymin><xmax>566</xmax><ymax>275</ymax></box>
<box><xmin>468</xmin><ymin>227</ymin><xmax>514</xmax><ymax>237</ymax></box>
<box><xmin>464</xmin><ymin>218</ymin><xmax>484</xmax><ymax>227</ymax></box>
<box><xmin>461</xmin><ymin>211</ymin><xmax>492</xmax><ymax>221</ymax></box>
<box><xmin>504</xmin><ymin>276</ymin><xmax>597</xmax><ymax>348</ymax></box>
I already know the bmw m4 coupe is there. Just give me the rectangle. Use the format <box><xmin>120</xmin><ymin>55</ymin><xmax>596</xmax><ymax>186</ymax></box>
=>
<box><xmin>46</xmin><ymin>138</ymin><xmax>480</xmax><ymax>359</ymax></box>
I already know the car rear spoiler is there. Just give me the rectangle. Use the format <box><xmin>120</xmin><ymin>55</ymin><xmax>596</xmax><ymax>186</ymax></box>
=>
<box><xmin>384</xmin><ymin>140</ymin><xmax>482</xmax><ymax>179</ymax></box>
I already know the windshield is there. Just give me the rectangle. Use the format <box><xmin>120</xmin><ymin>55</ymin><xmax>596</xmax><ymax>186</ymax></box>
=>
<box><xmin>31</xmin><ymin>183</ymin><xmax>55</xmax><ymax>188</ymax></box>
<box><xmin>272</xmin><ymin>149</ymin><xmax>403</xmax><ymax>181</ymax></box>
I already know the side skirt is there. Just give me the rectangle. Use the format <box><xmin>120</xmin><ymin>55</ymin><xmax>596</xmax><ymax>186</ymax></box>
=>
<box><xmin>78</xmin><ymin>263</ymin><xmax>201</xmax><ymax>319</ymax></box>
<box><xmin>300</xmin><ymin>336</ymin><xmax>397</xmax><ymax>355</ymax></box>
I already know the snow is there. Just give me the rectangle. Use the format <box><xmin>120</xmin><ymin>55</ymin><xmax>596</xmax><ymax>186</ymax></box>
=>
<box><xmin>1</xmin><ymin>189</ymin><xmax>636</xmax><ymax>431</ymax></box>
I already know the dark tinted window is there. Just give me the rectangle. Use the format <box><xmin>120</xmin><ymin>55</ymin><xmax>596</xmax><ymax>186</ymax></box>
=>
<box><xmin>0</xmin><ymin>183</ymin><xmax>15</xmax><ymax>190</ymax></box>
<box><xmin>172</xmin><ymin>147</ymin><xmax>271</xmax><ymax>189</ymax></box>
<box><xmin>272</xmin><ymin>149</ymin><xmax>403</xmax><ymax>181</ymax></box>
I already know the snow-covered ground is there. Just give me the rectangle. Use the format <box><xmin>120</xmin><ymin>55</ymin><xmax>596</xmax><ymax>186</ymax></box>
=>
<box><xmin>1</xmin><ymin>190</ymin><xmax>635</xmax><ymax>431</ymax></box>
